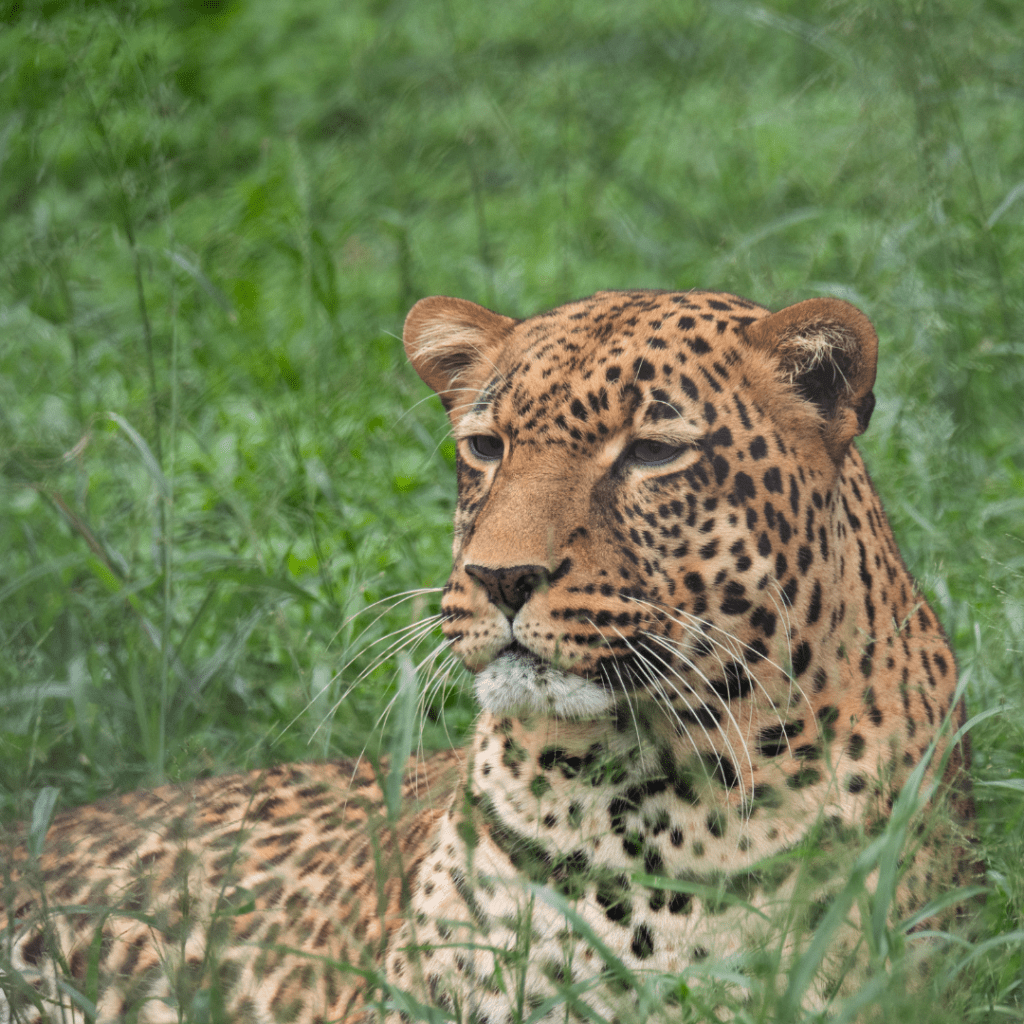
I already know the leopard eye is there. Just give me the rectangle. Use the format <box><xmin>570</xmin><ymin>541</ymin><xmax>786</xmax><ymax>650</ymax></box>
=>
<box><xmin>626</xmin><ymin>439</ymin><xmax>690</xmax><ymax>465</ymax></box>
<box><xmin>467</xmin><ymin>435</ymin><xmax>504</xmax><ymax>461</ymax></box>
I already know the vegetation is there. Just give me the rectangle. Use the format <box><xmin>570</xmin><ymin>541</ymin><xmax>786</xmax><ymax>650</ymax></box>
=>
<box><xmin>1</xmin><ymin>0</ymin><xmax>1021</xmax><ymax>1019</ymax></box>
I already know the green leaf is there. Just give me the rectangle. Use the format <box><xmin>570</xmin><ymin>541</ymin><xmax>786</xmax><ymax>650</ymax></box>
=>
<box><xmin>28</xmin><ymin>786</ymin><xmax>60</xmax><ymax>859</ymax></box>
<box><xmin>385</xmin><ymin>654</ymin><xmax>419</xmax><ymax>822</ymax></box>
<box><xmin>104</xmin><ymin>412</ymin><xmax>170</xmax><ymax>498</ymax></box>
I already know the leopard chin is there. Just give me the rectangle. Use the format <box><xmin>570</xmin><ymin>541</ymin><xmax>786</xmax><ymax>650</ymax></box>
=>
<box><xmin>473</xmin><ymin>647</ymin><xmax>616</xmax><ymax>719</ymax></box>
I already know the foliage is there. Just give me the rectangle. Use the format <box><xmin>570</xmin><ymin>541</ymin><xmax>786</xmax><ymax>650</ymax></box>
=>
<box><xmin>1</xmin><ymin>0</ymin><xmax>1022</xmax><ymax>1017</ymax></box>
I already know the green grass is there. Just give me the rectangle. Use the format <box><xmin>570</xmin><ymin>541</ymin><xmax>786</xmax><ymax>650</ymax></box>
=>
<box><xmin>1</xmin><ymin>0</ymin><xmax>1022</xmax><ymax>1018</ymax></box>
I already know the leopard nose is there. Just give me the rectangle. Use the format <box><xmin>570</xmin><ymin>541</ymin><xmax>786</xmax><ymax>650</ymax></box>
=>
<box><xmin>464</xmin><ymin>564</ymin><xmax>547</xmax><ymax>616</ymax></box>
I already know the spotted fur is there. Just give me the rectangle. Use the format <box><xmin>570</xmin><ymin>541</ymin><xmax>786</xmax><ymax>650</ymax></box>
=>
<box><xmin>1</xmin><ymin>290</ymin><xmax>972</xmax><ymax>1023</ymax></box>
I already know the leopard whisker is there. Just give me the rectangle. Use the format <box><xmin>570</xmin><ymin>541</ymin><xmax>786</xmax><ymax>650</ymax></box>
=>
<box><xmin>416</xmin><ymin>650</ymin><xmax>469</xmax><ymax>753</ymax></box>
<box><xmin>623</xmin><ymin>594</ymin><xmax>811</xmax><ymax>741</ymax></box>
<box><xmin>330</xmin><ymin>586</ymin><xmax>443</xmax><ymax>648</ymax></box>
<box><xmin>638</xmin><ymin>629</ymin><xmax>756</xmax><ymax>795</ymax></box>
<box><xmin>608</xmin><ymin>625</ymin><xmax>748</xmax><ymax>798</ymax></box>
<box><xmin>639</xmin><ymin>627</ymin><xmax>803</xmax><ymax>765</ymax></box>
<box><xmin>603</xmin><ymin>639</ymin><xmax>647</xmax><ymax>769</ymax></box>
<box><xmin>320</xmin><ymin>617</ymin><xmax>445</xmax><ymax>734</ymax></box>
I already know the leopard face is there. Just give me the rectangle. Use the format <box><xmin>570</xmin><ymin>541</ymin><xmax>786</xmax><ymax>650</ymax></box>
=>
<box><xmin>406</xmin><ymin>289</ymin><xmax>879</xmax><ymax>736</ymax></box>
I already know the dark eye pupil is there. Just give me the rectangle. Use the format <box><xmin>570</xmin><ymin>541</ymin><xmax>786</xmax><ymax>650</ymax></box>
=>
<box><xmin>469</xmin><ymin>435</ymin><xmax>504</xmax><ymax>460</ymax></box>
<box><xmin>633</xmin><ymin>440</ymin><xmax>670</xmax><ymax>462</ymax></box>
<box><xmin>629</xmin><ymin>439</ymin><xmax>686</xmax><ymax>465</ymax></box>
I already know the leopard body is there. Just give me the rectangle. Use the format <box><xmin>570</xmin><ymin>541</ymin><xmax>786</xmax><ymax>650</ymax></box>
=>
<box><xmin>1</xmin><ymin>289</ymin><xmax>971</xmax><ymax>1023</ymax></box>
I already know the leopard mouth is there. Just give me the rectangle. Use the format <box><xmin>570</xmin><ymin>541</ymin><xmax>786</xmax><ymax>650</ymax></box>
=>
<box><xmin>473</xmin><ymin>642</ymin><xmax>617</xmax><ymax>720</ymax></box>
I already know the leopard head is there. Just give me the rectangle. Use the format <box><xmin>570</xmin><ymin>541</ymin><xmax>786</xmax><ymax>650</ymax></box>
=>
<box><xmin>404</xmin><ymin>290</ymin><xmax>878</xmax><ymax>723</ymax></box>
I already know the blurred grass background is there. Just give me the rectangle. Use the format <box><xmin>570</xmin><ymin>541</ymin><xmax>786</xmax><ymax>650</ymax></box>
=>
<box><xmin>0</xmin><ymin>0</ymin><xmax>1022</xmax><ymax>1007</ymax></box>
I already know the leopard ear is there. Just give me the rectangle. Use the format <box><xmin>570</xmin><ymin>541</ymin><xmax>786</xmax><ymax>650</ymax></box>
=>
<box><xmin>744</xmin><ymin>298</ymin><xmax>879</xmax><ymax>463</ymax></box>
<box><xmin>403</xmin><ymin>297</ymin><xmax>517</xmax><ymax>415</ymax></box>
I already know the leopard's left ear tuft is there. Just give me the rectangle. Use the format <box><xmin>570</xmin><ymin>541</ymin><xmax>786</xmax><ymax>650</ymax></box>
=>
<box><xmin>403</xmin><ymin>296</ymin><xmax>517</xmax><ymax>418</ymax></box>
<box><xmin>744</xmin><ymin>298</ymin><xmax>878</xmax><ymax>463</ymax></box>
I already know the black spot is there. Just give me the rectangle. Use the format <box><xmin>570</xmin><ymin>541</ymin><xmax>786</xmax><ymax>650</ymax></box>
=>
<box><xmin>847</xmin><ymin>774</ymin><xmax>866</xmax><ymax>794</ymax></box>
<box><xmin>797</xmin><ymin>546</ymin><xmax>813</xmax><ymax>574</ymax></box>
<box><xmin>679</xmin><ymin>374</ymin><xmax>699</xmax><ymax>402</ymax></box>
<box><xmin>793</xmin><ymin>741</ymin><xmax>821</xmax><ymax>760</ymax></box>
<box><xmin>622</xmin><ymin>831</ymin><xmax>643</xmax><ymax>857</ymax></box>
<box><xmin>631</xmin><ymin>923</ymin><xmax>655</xmax><ymax>959</ymax></box>
<box><xmin>20</xmin><ymin>931</ymin><xmax>45</xmax><ymax>966</ymax></box>
<box><xmin>705</xmin><ymin>810</ymin><xmax>726</xmax><ymax>837</ymax></box>
<box><xmin>733</xmin><ymin>472</ymin><xmax>755</xmax><ymax>502</ymax></box>
<box><xmin>720</xmin><ymin>581</ymin><xmax>751</xmax><ymax>615</ymax></box>
<box><xmin>570</xmin><ymin>398</ymin><xmax>588</xmax><ymax>421</ymax></box>
<box><xmin>698</xmin><ymin>539</ymin><xmax>719</xmax><ymax>560</ymax></box>
<box><xmin>812</xmin><ymin>668</ymin><xmax>827</xmax><ymax>693</ymax></box>
<box><xmin>596</xmin><ymin>873</ymin><xmax>633</xmax><ymax>925</ymax></box>
<box><xmin>733</xmin><ymin>394</ymin><xmax>752</xmax><ymax>429</ymax></box>
<box><xmin>757</xmin><ymin>720</ymin><xmax>806</xmax><ymax>757</ymax></box>
<box><xmin>787</xmin><ymin>765</ymin><xmax>821</xmax><ymax>789</ymax></box>
<box><xmin>705</xmin><ymin>752</ymin><xmax>737</xmax><ymax>788</ymax></box>
<box><xmin>606</xmin><ymin>366</ymin><xmax>621</xmax><ymax>382</ymax></box>
<box><xmin>706</xmin><ymin>425</ymin><xmax>734</xmax><ymax>449</ymax></box>
<box><xmin>750</xmin><ymin>606</ymin><xmax>777</xmax><ymax>638</ymax></box>
<box><xmin>817</xmin><ymin>705</ymin><xmax>839</xmax><ymax>741</ymax></box>
<box><xmin>643</xmin><ymin>847</ymin><xmax>664</xmax><ymax>876</ymax></box>
<box><xmin>683</xmin><ymin>572</ymin><xmax>704</xmax><ymax>593</ymax></box>
<box><xmin>791</xmin><ymin>642</ymin><xmax>812</xmax><ymax>677</ymax></box>
<box><xmin>806</xmin><ymin>580</ymin><xmax>822</xmax><ymax>625</ymax></box>
<box><xmin>539</xmin><ymin>747</ymin><xmax>566</xmax><ymax>770</ymax></box>
<box><xmin>775</xmin><ymin>551</ymin><xmax>788</xmax><ymax>578</ymax></box>
<box><xmin>709</xmin><ymin>661</ymin><xmax>753</xmax><ymax>699</ymax></box>
<box><xmin>763</xmin><ymin>467</ymin><xmax>783</xmax><ymax>493</ymax></box>
<box><xmin>679</xmin><ymin>704</ymin><xmax>722</xmax><ymax>730</ymax></box>
<box><xmin>669</xmin><ymin>891</ymin><xmax>692</xmax><ymax>914</ymax></box>
<box><xmin>777</xmin><ymin>512</ymin><xmax>792</xmax><ymax>544</ymax></box>
<box><xmin>847</xmin><ymin>734</ymin><xmax>866</xmax><ymax>760</ymax></box>
<box><xmin>633</xmin><ymin>358</ymin><xmax>656</xmax><ymax>381</ymax></box>
<box><xmin>749</xmin><ymin>436</ymin><xmax>768</xmax><ymax>460</ymax></box>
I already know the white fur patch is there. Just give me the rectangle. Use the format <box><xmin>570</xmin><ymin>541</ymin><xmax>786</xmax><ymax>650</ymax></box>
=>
<box><xmin>474</xmin><ymin>651</ymin><xmax>615</xmax><ymax>720</ymax></box>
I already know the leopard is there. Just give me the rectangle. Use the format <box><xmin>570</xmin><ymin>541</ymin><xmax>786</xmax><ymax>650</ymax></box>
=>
<box><xmin>1</xmin><ymin>289</ymin><xmax>973</xmax><ymax>1024</ymax></box>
